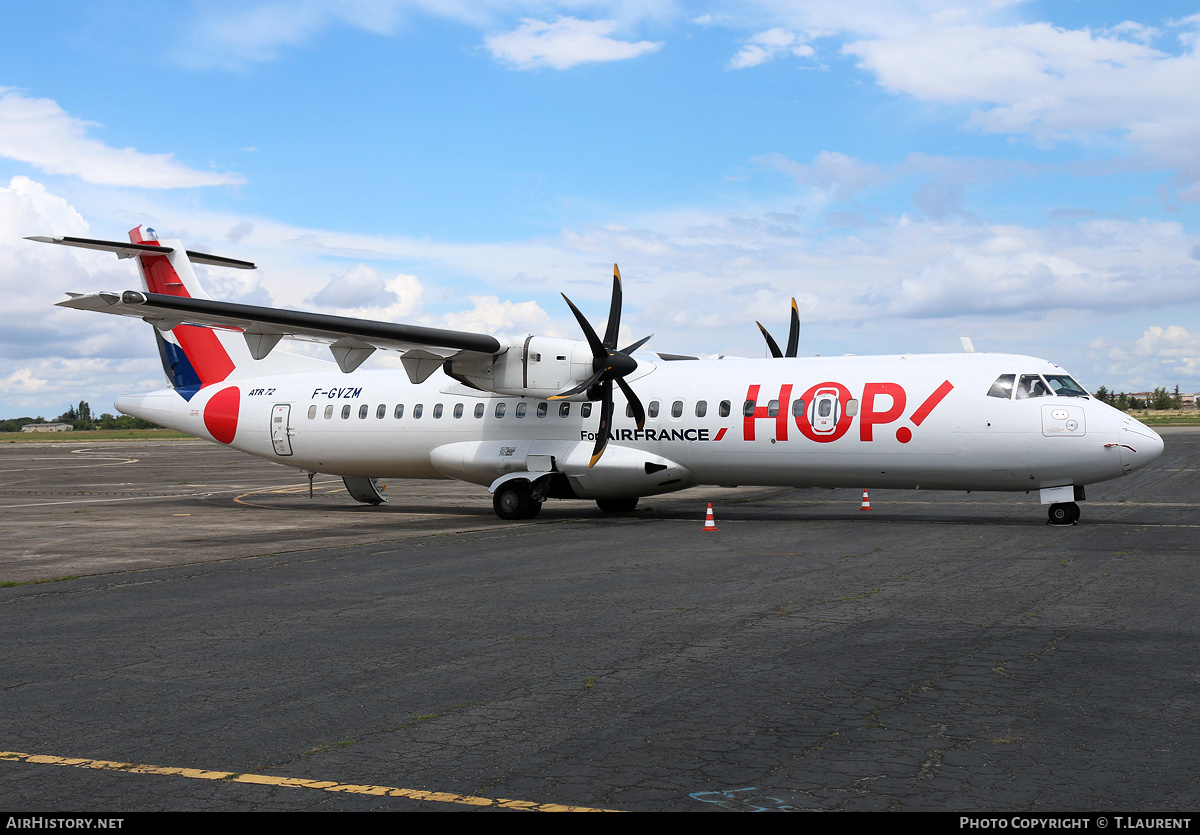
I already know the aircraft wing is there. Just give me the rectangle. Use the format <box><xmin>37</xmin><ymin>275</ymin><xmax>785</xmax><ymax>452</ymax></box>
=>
<box><xmin>57</xmin><ymin>290</ymin><xmax>504</xmax><ymax>377</ymax></box>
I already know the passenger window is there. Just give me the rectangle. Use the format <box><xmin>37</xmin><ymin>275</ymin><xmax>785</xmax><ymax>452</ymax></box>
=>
<box><xmin>474</xmin><ymin>403</ymin><xmax>485</xmax><ymax>418</ymax></box>
<box><xmin>516</xmin><ymin>403</ymin><xmax>527</xmax><ymax>418</ymax></box>
<box><xmin>791</xmin><ymin>399</ymin><xmax>805</xmax><ymax>417</ymax></box>
<box><xmin>341</xmin><ymin>405</ymin><xmax>351</xmax><ymax>419</ymax></box>
<box><xmin>559</xmin><ymin>402</ymin><xmax>570</xmax><ymax>417</ymax></box>
<box><xmin>1016</xmin><ymin>374</ymin><xmax>1050</xmax><ymax>399</ymax></box>
<box><xmin>325</xmin><ymin>405</ymin><xmax>334</xmax><ymax>419</ymax></box>
<box><xmin>376</xmin><ymin>404</ymin><xmax>386</xmax><ymax>419</ymax></box>
<box><xmin>720</xmin><ymin>401</ymin><xmax>731</xmax><ymax>418</ymax></box>
<box><xmin>695</xmin><ymin>400</ymin><xmax>707</xmax><ymax>418</ymax></box>
<box><xmin>767</xmin><ymin>400</ymin><xmax>779</xmax><ymax>417</ymax></box>
<box><xmin>845</xmin><ymin>399</ymin><xmax>859</xmax><ymax>417</ymax></box>
<box><xmin>307</xmin><ymin>405</ymin><xmax>317</xmax><ymax>420</ymax></box>
<box><xmin>743</xmin><ymin>400</ymin><xmax>755</xmax><ymax>417</ymax></box>
<box><xmin>581</xmin><ymin>403</ymin><xmax>592</xmax><ymax>418</ymax></box>
<box><xmin>818</xmin><ymin>400</ymin><xmax>832</xmax><ymax>417</ymax></box>
<box><xmin>988</xmin><ymin>374</ymin><xmax>1015</xmax><ymax>399</ymax></box>
<box><xmin>495</xmin><ymin>402</ymin><xmax>506</xmax><ymax>418</ymax></box>
<box><xmin>433</xmin><ymin>404</ymin><xmax>443</xmax><ymax>418</ymax></box>
<box><xmin>358</xmin><ymin>404</ymin><xmax>368</xmax><ymax>419</ymax></box>
<box><xmin>413</xmin><ymin>404</ymin><xmax>423</xmax><ymax>418</ymax></box>
<box><xmin>454</xmin><ymin>403</ymin><xmax>464</xmax><ymax>418</ymax></box>
<box><xmin>648</xmin><ymin>401</ymin><xmax>660</xmax><ymax>418</ymax></box>
<box><xmin>537</xmin><ymin>402</ymin><xmax>548</xmax><ymax>418</ymax></box>
<box><xmin>626</xmin><ymin>403</ymin><xmax>634</xmax><ymax>418</ymax></box>
<box><xmin>394</xmin><ymin>404</ymin><xmax>404</xmax><ymax>419</ymax></box>
<box><xmin>672</xmin><ymin>400</ymin><xmax>683</xmax><ymax>418</ymax></box>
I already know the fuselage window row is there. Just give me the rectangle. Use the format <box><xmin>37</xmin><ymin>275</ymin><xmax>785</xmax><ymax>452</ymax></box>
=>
<box><xmin>304</xmin><ymin>398</ymin><xmax>756</xmax><ymax>424</ymax></box>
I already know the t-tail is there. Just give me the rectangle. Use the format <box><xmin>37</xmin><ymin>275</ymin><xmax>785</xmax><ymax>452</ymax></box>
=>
<box><xmin>32</xmin><ymin>225</ymin><xmax>324</xmax><ymax>399</ymax></box>
<box><xmin>129</xmin><ymin>226</ymin><xmax>240</xmax><ymax>399</ymax></box>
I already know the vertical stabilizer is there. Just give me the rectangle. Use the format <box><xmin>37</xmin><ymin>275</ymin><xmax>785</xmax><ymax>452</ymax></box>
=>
<box><xmin>128</xmin><ymin>226</ymin><xmax>239</xmax><ymax>391</ymax></box>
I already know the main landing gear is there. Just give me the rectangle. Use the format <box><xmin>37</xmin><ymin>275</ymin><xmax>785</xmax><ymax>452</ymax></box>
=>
<box><xmin>492</xmin><ymin>480</ymin><xmax>543</xmax><ymax>520</ymax></box>
<box><xmin>1047</xmin><ymin>502</ymin><xmax>1080</xmax><ymax>525</ymax></box>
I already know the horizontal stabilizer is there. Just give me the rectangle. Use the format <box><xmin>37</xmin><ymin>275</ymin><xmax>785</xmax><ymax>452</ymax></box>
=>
<box><xmin>26</xmin><ymin>236</ymin><xmax>256</xmax><ymax>270</ymax></box>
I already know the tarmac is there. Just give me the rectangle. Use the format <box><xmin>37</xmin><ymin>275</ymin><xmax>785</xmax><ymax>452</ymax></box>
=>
<box><xmin>2</xmin><ymin>429</ymin><xmax>1198</xmax><ymax>811</ymax></box>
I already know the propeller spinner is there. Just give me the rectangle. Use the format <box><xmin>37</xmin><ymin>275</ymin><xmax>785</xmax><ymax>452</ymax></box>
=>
<box><xmin>550</xmin><ymin>265</ymin><xmax>652</xmax><ymax>468</ymax></box>
<box><xmin>756</xmin><ymin>297</ymin><xmax>800</xmax><ymax>358</ymax></box>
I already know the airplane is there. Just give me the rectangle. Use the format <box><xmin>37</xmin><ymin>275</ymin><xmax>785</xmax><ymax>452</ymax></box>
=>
<box><xmin>29</xmin><ymin>226</ymin><xmax>1164</xmax><ymax>526</ymax></box>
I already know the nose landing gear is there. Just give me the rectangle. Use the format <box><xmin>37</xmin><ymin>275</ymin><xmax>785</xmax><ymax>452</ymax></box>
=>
<box><xmin>1047</xmin><ymin>502</ymin><xmax>1080</xmax><ymax>525</ymax></box>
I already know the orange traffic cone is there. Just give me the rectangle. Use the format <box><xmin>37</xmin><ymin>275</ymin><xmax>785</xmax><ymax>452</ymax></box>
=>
<box><xmin>702</xmin><ymin>503</ymin><xmax>719</xmax><ymax>531</ymax></box>
<box><xmin>860</xmin><ymin>490</ymin><xmax>871</xmax><ymax>511</ymax></box>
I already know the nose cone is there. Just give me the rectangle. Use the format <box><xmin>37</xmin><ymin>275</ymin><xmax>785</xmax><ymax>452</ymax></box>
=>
<box><xmin>1119</xmin><ymin>419</ymin><xmax>1164</xmax><ymax>474</ymax></box>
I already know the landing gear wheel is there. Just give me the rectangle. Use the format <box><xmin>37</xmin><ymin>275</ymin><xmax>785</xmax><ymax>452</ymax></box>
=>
<box><xmin>596</xmin><ymin>497</ymin><xmax>639</xmax><ymax>513</ymax></box>
<box><xmin>493</xmin><ymin>481</ymin><xmax>542</xmax><ymax>520</ymax></box>
<box><xmin>1048</xmin><ymin>502</ymin><xmax>1080</xmax><ymax>525</ymax></box>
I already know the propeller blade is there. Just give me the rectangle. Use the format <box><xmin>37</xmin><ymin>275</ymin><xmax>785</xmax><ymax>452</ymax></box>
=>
<box><xmin>615</xmin><ymin>376</ymin><xmax>646</xmax><ymax>430</ymax></box>
<box><xmin>757</xmin><ymin>322</ymin><xmax>783</xmax><ymax>358</ymax></box>
<box><xmin>562</xmin><ymin>293</ymin><xmax>606</xmax><ymax>358</ymax></box>
<box><xmin>603</xmin><ymin>265</ymin><xmax>622</xmax><ymax>348</ymax></box>
<box><xmin>549</xmin><ymin>367</ymin><xmax>606</xmax><ymax>401</ymax></box>
<box><xmin>589</xmin><ymin>383</ymin><xmax>614</xmax><ymax>468</ymax></box>
<box><xmin>786</xmin><ymin>298</ymin><xmax>799</xmax><ymax>358</ymax></box>
<box><xmin>620</xmin><ymin>333</ymin><xmax>653</xmax><ymax>355</ymax></box>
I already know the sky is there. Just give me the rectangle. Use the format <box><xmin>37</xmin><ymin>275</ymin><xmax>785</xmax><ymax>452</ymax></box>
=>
<box><xmin>3</xmin><ymin>0</ymin><xmax>1200</xmax><ymax>418</ymax></box>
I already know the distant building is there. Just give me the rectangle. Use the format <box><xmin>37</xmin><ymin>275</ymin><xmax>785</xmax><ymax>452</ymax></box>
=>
<box><xmin>20</xmin><ymin>423</ymin><xmax>73</xmax><ymax>433</ymax></box>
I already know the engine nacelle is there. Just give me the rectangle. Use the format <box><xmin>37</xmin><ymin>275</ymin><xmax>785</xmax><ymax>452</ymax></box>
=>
<box><xmin>447</xmin><ymin>335</ymin><xmax>596</xmax><ymax>399</ymax></box>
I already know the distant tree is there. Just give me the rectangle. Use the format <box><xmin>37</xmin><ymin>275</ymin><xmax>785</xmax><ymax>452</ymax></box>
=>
<box><xmin>4</xmin><ymin>405</ymin><xmax>161</xmax><ymax>433</ymax></box>
<box><xmin>0</xmin><ymin>416</ymin><xmax>46</xmax><ymax>432</ymax></box>
<box><xmin>96</xmin><ymin>413</ymin><xmax>161</xmax><ymax>430</ymax></box>
<box><xmin>55</xmin><ymin>400</ymin><xmax>95</xmax><ymax>430</ymax></box>
<box><xmin>1174</xmin><ymin>384</ymin><xmax>1182</xmax><ymax>408</ymax></box>
<box><xmin>1152</xmin><ymin>387</ymin><xmax>1174</xmax><ymax>410</ymax></box>
<box><xmin>1094</xmin><ymin>385</ymin><xmax>1110</xmax><ymax>404</ymax></box>
<box><xmin>1116</xmin><ymin>392</ymin><xmax>1130</xmax><ymax>410</ymax></box>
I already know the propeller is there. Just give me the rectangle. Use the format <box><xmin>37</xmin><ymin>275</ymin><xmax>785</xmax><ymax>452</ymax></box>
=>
<box><xmin>550</xmin><ymin>264</ymin><xmax>652</xmax><ymax>468</ymax></box>
<box><xmin>756</xmin><ymin>297</ymin><xmax>800</xmax><ymax>358</ymax></box>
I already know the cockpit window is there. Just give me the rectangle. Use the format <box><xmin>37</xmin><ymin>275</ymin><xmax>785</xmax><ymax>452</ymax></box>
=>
<box><xmin>987</xmin><ymin>374</ymin><xmax>1015</xmax><ymax>399</ymax></box>
<box><xmin>1044</xmin><ymin>375</ymin><xmax>1089</xmax><ymax>397</ymax></box>
<box><xmin>1016</xmin><ymin>374</ymin><xmax>1051</xmax><ymax>399</ymax></box>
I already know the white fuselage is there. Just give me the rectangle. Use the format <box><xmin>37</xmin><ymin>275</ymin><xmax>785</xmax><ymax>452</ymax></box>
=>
<box><xmin>115</xmin><ymin>351</ymin><xmax>1163</xmax><ymax>502</ymax></box>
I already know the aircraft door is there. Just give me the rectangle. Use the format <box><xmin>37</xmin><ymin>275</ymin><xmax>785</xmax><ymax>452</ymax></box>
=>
<box><xmin>809</xmin><ymin>388</ymin><xmax>841</xmax><ymax>435</ymax></box>
<box><xmin>271</xmin><ymin>404</ymin><xmax>293</xmax><ymax>456</ymax></box>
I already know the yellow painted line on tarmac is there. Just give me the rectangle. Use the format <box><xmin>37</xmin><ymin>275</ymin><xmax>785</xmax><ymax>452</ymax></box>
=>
<box><xmin>0</xmin><ymin>750</ymin><xmax>617</xmax><ymax>812</ymax></box>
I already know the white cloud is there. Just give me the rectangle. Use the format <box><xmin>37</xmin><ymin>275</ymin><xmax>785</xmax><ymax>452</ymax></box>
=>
<box><xmin>440</xmin><ymin>295</ymin><xmax>551</xmax><ymax>336</ymax></box>
<box><xmin>843</xmin><ymin>21</ymin><xmax>1200</xmax><ymax>185</ymax></box>
<box><xmin>176</xmin><ymin>0</ymin><xmax>426</xmax><ymax>70</ymax></box>
<box><xmin>308</xmin><ymin>263</ymin><xmax>425</xmax><ymax>321</ymax></box>
<box><xmin>1135</xmin><ymin>325</ymin><xmax>1200</xmax><ymax>372</ymax></box>
<box><xmin>10</xmin><ymin>164</ymin><xmax>1200</xmax><ymax>413</ymax></box>
<box><xmin>1089</xmin><ymin>324</ymin><xmax>1200</xmax><ymax>391</ymax></box>
<box><xmin>760</xmin><ymin>150</ymin><xmax>890</xmax><ymax>202</ymax></box>
<box><xmin>888</xmin><ymin>218</ymin><xmax>1200</xmax><ymax>318</ymax></box>
<box><xmin>728</xmin><ymin>27</ymin><xmax>814</xmax><ymax>69</ymax></box>
<box><xmin>485</xmin><ymin>17</ymin><xmax>662</xmax><ymax>70</ymax></box>
<box><xmin>0</xmin><ymin>89</ymin><xmax>244</xmax><ymax>189</ymax></box>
